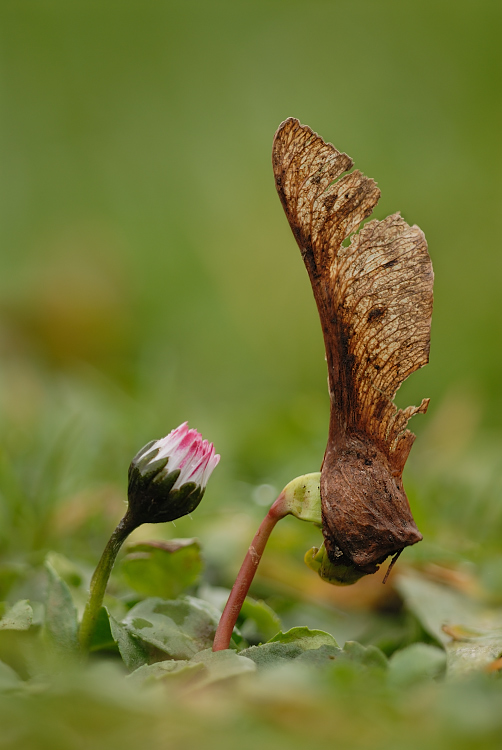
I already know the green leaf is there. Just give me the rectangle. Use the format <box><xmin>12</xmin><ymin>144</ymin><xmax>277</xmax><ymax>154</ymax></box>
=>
<box><xmin>129</xmin><ymin>650</ymin><xmax>257</xmax><ymax>691</ymax></box>
<box><xmin>442</xmin><ymin>624</ymin><xmax>502</xmax><ymax>678</ymax></box>
<box><xmin>43</xmin><ymin>561</ymin><xmax>78</xmax><ymax>654</ymax></box>
<box><xmin>388</xmin><ymin>643</ymin><xmax>446</xmax><ymax>687</ymax></box>
<box><xmin>241</xmin><ymin>641</ymin><xmax>340</xmax><ymax>668</ymax></box>
<box><xmin>396</xmin><ymin>573</ymin><xmax>502</xmax><ymax>676</ymax></box>
<box><xmin>189</xmin><ymin>648</ymin><xmax>256</xmax><ymax>688</ymax></box>
<box><xmin>109</xmin><ymin>613</ymin><xmax>149</xmax><ymax>671</ymax></box>
<box><xmin>395</xmin><ymin>573</ymin><xmax>494</xmax><ymax>645</ymax></box>
<box><xmin>120</xmin><ymin>539</ymin><xmax>202</xmax><ymax>599</ymax></box>
<box><xmin>242</xmin><ymin>627</ymin><xmax>341</xmax><ymax>668</ymax></box>
<box><xmin>241</xmin><ymin>629</ymin><xmax>387</xmax><ymax>672</ymax></box>
<box><xmin>268</xmin><ymin>627</ymin><xmax>338</xmax><ymax>649</ymax></box>
<box><xmin>127</xmin><ymin>659</ymin><xmax>205</xmax><ymax>687</ymax></box>
<box><xmin>0</xmin><ymin>600</ymin><xmax>33</xmax><ymax>631</ymax></box>
<box><xmin>45</xmin><ymin>552</ymin><xmax>84</xmax><ymax>589</ymax></box>
<box><xmin>88</xmin><ymin>606</ymin><xmax>117</xmax><ymax>653</ymax></box>
<box><xmin>121</xmin><ymin>596</ymin><xmax>220</xmax><ymax>660</ymax></box>
<box><xmin>0</xmin><ymin>659</ymin><xmax>22</xmax><ymax>692</ymax></box>
<box><xmin>0</xmin><ymin>602</ymin><xmax>38</xmax><ymax>679</ymax></box>
<box><xmin>341</xmin><ymin>641</ymin><xmax>388</xmax><ymax>669</ymax></box>
<box><xmin>239</xmin><ymin>597</ymin><xmax>281</xmax><ymax>643</ymax></box>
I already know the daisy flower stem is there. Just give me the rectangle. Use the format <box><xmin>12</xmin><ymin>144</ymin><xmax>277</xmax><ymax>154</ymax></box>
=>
<box><xmin>79</xmin><ymin>512</ymin><xmax>136</xmax><ymax>655</ymax></box>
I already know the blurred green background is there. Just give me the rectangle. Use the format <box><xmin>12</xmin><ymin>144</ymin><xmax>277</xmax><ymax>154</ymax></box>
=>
<box><xmin>0</xmin><ymin>0</ymin><xmax>501</xmax><ymax>596</ymax></box>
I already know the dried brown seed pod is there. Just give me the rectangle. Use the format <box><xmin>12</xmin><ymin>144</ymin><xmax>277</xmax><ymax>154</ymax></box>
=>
<box><xmin>273</xmin><ymin>118</ymin><xmax>434</xmax><ymax>577</ymax></box>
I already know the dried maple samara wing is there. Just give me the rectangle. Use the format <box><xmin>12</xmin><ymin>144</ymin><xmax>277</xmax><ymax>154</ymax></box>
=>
<box><xmin>273</xmin><ymin>118</ymin><xmax>434</xmax><ymax>577</ymax></box>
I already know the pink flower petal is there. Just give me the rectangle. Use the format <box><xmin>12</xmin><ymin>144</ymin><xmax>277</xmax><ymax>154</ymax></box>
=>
<box><xmin>146</xmin><ymin>422</ymin><xmax>219</xmax><ymax>491</ymax></box>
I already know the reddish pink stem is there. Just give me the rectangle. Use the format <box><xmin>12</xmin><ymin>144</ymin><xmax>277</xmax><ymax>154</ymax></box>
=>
<box><xmin>212</xmin><ymin>493</ymin><xmax>287</xmax><ymax>651</ymax></box>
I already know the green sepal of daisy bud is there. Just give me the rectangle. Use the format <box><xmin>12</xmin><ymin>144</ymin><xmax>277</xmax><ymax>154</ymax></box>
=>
<box><xmin>304</xmin><ymin>543</ymin><xmax>366</xmax><ymax>586</ymax></box>
<box><xmin>278</xmin><ymin>472</ymin><xmax>322</xmax><ymax>524</ymax></box>
<box><xmin>127</xmin><ymin>461</ymin><xmax>205</xmax><ymax>525</ymax></box>
<box><xmin>148</xmin><ymin>480</ymin><xmax>204</xmax><ymax>523</ymax></box>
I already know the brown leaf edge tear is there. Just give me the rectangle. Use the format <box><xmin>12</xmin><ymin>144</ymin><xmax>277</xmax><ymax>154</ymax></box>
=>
<box><xmin>273</xmin><ymin>118</ymin><xmax>434</xmax><ymax>577</ymax></box>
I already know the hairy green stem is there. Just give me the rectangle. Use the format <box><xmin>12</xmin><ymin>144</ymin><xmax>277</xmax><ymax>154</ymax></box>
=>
<box><xmin>212</xmin><ymin>492</ymin><xmax>287</xmax><ymax>652</ymax></box>
<box><xmin>79</xmin><ymin>513</ymin><xmax>136</xmax><ymax>653</ymax></box>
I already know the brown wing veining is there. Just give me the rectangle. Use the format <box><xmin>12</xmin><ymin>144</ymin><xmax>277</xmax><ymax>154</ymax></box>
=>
<box><xmin>272</xmin><ymin>118</ymin><xmax>433</xmax><ymax>473</ymax></box>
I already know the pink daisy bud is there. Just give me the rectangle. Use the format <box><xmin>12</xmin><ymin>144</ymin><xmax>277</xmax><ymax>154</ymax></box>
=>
<box><xmin>127</xmin><ymin>423</ymin><xmax>220</xmax><ymax>525</ymax></box>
